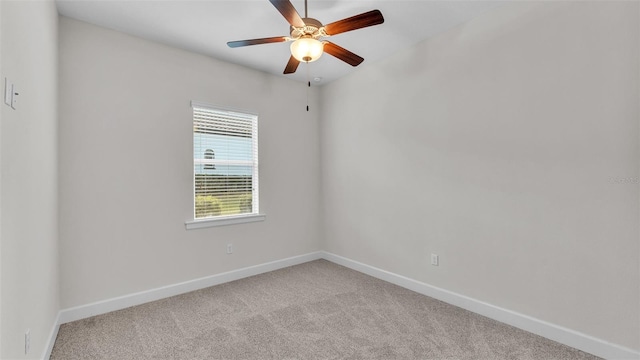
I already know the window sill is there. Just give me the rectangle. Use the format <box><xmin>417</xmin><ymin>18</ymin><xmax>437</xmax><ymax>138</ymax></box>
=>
<box><xmin>185</xmin><ymin>213</ymin><xmax>266</xmax><ymax>230</ymax></box>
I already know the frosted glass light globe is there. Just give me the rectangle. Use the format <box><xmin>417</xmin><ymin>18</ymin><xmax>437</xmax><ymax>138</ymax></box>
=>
<box><xmin>290</xmin><ymin>38</ymin><xmax>324</xmax><ymax>62</ymax></box>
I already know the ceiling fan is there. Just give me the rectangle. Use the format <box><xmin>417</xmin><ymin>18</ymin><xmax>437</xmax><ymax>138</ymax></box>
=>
<box><xmin>227</xmin><ymin>0</ymin><xmax>384</xmax><ymax>74</ymax></box>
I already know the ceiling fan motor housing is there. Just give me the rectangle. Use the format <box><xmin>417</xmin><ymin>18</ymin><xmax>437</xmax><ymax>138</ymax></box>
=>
<box><xmin>290</xmin><ymin>17</ymin><xmax>324</xmax><ymax>39</ymax></box>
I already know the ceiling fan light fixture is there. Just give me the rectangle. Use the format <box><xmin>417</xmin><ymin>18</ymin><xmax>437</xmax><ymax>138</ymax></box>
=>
<box><xmin>227</xmin><ymin>0</ymin><xmax>384</xmax><ymax>74</ymax></box>
<box><xmin>290</xmin><ymin>37</ymin><xmax>324</xmax><ymax>62</ymax></box>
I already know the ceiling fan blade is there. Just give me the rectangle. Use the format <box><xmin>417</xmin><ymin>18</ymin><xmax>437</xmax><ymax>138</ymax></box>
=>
<box><xmin>227</xmin><ymin>36</ymin><xmax>289</xmax><ymax>48</ymax></box>
<box><xmin>322</xmin><ymin>41</ymin><xmax>364</xmax><ymax>67</ymax></box>
<box><xmin>284</xmin><ymin>56</ymin><xmax>300</xmax><ymax>74</ymax></box>
<box><xmin>323</xmin><ymin>10</ymin><xmax>384</xmax><ymax>36</ymax></box>
<box><xmin>269</xmin><ymin>0</ymin><xmax>305</xmax><ymax>28</ymax></box>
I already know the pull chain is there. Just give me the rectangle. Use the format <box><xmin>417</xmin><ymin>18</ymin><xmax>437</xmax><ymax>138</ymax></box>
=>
<box><xmin>304</xmin><ymin>0</ymin><xmax>310</xmax><ymax>111</ymax></box>
<box><xmin>306</xmin><ymin>62</ymin><xmax>310</xmax><ymax>111</ymax></box>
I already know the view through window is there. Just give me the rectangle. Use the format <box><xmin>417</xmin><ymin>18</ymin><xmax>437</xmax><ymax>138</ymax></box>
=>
<box><xmin>192</xmin><ymin>103</ymin><xmax>259</xmax><ymax>219</ymax></box>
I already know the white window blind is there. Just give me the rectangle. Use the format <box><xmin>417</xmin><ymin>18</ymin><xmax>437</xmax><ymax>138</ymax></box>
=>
<box><xmin>192</xmin><ymin>103</ymin><xmax>259</xmax><ymax>220</ymax></box>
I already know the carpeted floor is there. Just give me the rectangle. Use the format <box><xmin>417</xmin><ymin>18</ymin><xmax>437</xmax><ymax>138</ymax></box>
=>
<box><xmin>51</xmin><ymin>259</ymin><xmax>600</xmax><ymax>359</ymax></box>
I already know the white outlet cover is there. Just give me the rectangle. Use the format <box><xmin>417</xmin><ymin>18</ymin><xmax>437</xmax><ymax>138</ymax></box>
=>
<box><xmin>431</xmin><ymin>254</ymin><xmax>439</xmax><ymax>266</ymax></box>
<box><xmin>25</xmin><ymin>329</ymin><xmax>31</xmax><ymax>354</ymax></box>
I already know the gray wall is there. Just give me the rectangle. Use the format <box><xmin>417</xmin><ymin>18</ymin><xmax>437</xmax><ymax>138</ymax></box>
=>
<box><xmin>0</xmin><ymin>0</ymin><xmax>59</xmax><ymax>358</ymax></box>
<box><xmin>320</xmin><ymin>1</ymin><xmax>639</xmax><ymax>351</ymax></box>
<box><xmin>47</xmin><ymin>1</ymin><xmax>640</xmax><ymax>355</ymax></box>
<box><xmin>58</xmin><ymin>17</ymin><xmax>322</xmax><ymax>308</ymax></box>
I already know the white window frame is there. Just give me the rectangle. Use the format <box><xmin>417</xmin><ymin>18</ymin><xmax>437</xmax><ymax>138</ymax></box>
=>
<box><xmin>185</xmin><ymin>101</ymin><xmax>265</xmax><ymax>229</ymax></box>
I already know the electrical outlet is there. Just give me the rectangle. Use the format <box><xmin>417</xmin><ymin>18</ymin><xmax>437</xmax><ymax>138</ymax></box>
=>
<box><xmin>226</xmin><ymin>243</ymin><xmax>233</xmax><ymax>254</ymax></box>
<box><xmin>25</xmin><ymin>329</ymin><xmax>31</xmax><ymax>355</ymax></box>
<box><xmin>431</xmin><ymin>254</ymin><xmax>439</xmax><ymax>266</ymax></box>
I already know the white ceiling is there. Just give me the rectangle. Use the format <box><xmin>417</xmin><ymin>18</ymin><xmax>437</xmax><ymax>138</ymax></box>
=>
<box><xmin>55</xmin><ymin>0</ymin><xmax>504</xmax><ymax>85</ymax></box>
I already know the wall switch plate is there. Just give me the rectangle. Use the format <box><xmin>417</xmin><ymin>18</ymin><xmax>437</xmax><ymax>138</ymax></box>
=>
<box><xmin>4</xmin><ymin>78</ymin><xmax>18</xmax><ymax>110</ymax></box>
<box><xmin>431</xmin><ymin>254</ymin><xmax>439</xmax><ymax>266</ymax></box>
<box><xmin>4</xmin><ymin>78</ymin><xmax>12</xmax><ymax>106</ymax></box>
<box><xmin>226</xmin><ymin>243</ymin><xmax>233</xmax><ymax>254</ymax></box>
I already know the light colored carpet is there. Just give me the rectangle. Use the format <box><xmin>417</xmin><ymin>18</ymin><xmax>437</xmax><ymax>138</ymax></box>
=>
<box><xmin>51</xmin><ymin>259</ymin><xmax>600</xmax><ymax>359</ymax></box>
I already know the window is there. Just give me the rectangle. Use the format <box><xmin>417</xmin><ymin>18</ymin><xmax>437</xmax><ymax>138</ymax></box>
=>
<box><xmin>191</xmin><ymin>102</ymin><xmax>260</xmax><ymax>225</ymax></box>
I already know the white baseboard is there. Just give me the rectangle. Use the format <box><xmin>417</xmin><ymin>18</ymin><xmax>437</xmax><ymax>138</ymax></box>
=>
<box><xmin>45</xmin><ymin>250</ymin><xmax>638</xmax><ymax>360</ymax></box>
<box><xmin>321</xmin><ymin>251</ymin><xmax>640</xmax><ymax>360</ymax></box>
<box><xmin>57</xmin><ymin>251</ymin><xmax>322</xmax><ymax>325</ymax></box>
<box><xmin>42</xmin><ymin>312</ymin><xmax>60</xmax><ymax>360</ymax></box>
